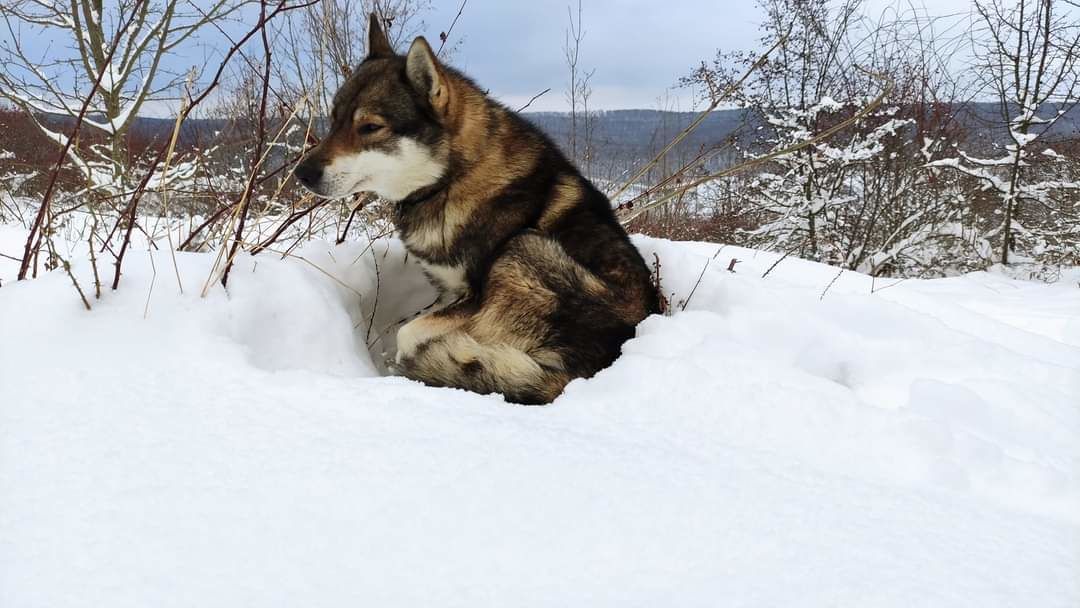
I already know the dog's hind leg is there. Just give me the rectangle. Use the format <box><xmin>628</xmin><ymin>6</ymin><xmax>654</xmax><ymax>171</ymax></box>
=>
<box><xmin>396</xmin><ymin>232</ymin><xmax>627</xmax><ymax>404</ymax></box>
<box><xmin>394</xmin><ymin>298</ymin><xmax>564</xmax><ymax>403</ymax></box>
<box><xmin>398</xmin><ymin>328</ymin><xmax>569</xmax><ymax>404</ymax></box>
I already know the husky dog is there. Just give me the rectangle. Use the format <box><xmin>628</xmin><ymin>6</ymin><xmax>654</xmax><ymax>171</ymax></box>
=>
<box><xmin>295</xmin><ymin>14</ymin><xmax>659</xmax><ymax>404</ymax></box>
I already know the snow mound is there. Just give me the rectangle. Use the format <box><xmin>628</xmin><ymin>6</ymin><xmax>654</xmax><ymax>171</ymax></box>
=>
<box><xmin>1</xmin><ymin>232</ymin><xmax>1078</xmax><ymax>607</ymax></box>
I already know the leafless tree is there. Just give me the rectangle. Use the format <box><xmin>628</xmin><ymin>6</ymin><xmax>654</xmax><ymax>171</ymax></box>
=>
<box><xmin>0</xmin><ymin>0</ymin><xmax>251</xmax><ymax>193</ymax></box>
<box><xmin>563</xmin><ymin>0</ymin><xmax>595</xmax><ymax>172</ymax></box>
<box><xmin>274</xmin><ymin>0</ymin><xmax>432</xmax><ymax>119</ymax></box>
<box><xmin>929</xmin><ymin>0</ymin><xmax>1080</xmax><ymax>265</ymax></box>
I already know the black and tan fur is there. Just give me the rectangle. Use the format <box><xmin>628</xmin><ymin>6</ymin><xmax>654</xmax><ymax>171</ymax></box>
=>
<box><xmin>295</xmin><ymin>15</ymin><xmax>659</xmax><ymax>404</ymax></box>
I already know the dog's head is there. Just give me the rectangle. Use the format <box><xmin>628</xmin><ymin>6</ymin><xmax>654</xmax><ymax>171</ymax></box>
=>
<box><xmin>294</xmin><ymin>14</ymin><xmax>451</xmax><ymax>201</ymax></box>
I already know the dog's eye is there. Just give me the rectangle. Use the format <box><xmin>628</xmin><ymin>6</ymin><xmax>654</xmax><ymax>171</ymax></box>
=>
<box><xmin>357</xmin><ymin>123</ymin><xmax>384</xmax><ymax>135</ymax></box>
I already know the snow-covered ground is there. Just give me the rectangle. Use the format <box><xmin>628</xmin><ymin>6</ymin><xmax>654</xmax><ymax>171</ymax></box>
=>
<box><xmin>1</xmin><ymin>223</ymin><xmax>1078</xmax><ymax>607</ymax></box>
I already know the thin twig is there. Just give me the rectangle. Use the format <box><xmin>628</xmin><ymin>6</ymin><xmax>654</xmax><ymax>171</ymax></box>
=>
<box><xmin>250</xmin><ymin>196</ymin><xmax>324</xmax><ymax>254</ymax></box>
<box><xmin>608</xmin><ymin>30</ymin><xmax>791</xmax><ymax>203</ymax></box>
<box><xmin>819</xmin><ymin>268</ymin><xmax>845</xmax><ymax>300</ymax></box>
<box><xmin>871</xmin><ymin>277</ymin><xmax>907</xmax><ymax>294</ymax></box>
<box><xmin>88</xmin><ymin>214</ymin><xmax>101</xmax><ymax>299</ymax></box>
<box><xmin>144</xmin><ymin>248</ymin><xmax>157</xmax><ymax>319</ymax></box>
<box><xmin>367</xmin><ymin>296</ymin><xmax>441</xmax><ymax>348</ymax></box>
<box><xmin>179</xmin><ymin>202</ymin><xmax>238</xmax><ymax>251</ymax></box>
<box><xmin>436</xmin><ymin>0</ymin><xmax>468</xmax><ymax>57</ymax></box>
<box><xmin>221</xmin><ymin>0</ymin><xmax>273</xmax><ymax>289</ymax></box>
<box><xmin>516</xmin><ymin>88</ymin><xmax>551</xmax><ymax>112</ymax></box>
<box><xmin>159</xmin><ymin>72</ymin><xmax>194</xmax><ymax>295</ymax></box>
<box><xmin>619</xmin><ymin>74</ymin><xmax>894</xmax><ymax>226</ymax></box>
<box><xmin>336</xmin><ymin>201</ymin><xmax>364</xmax><ymax>244</ymax></box>
<box><xmin>202</xmin><ymin>98</ymin><xmax>307</xmax><ymax>295</ymax></box>
<box><xmin>233</xmin><ymin>239</ymin><xmax>365</xmax><ymax>301</ymax></box>
<box><xmin>42</xmin><ymin>205</ymin><xmax>90</xmax><ymax>311</ymax></box>
<box><xmin>364</xmin><ymin>234</ymin><xmax>382</xmax><ymax>344</ymax></box>
<box><xmin>681</xmin><ymin>246</ymin><xmax>724</xmax><ymax>311</ymax></box>
<box><xmin>761</xmin><ymin>249</ymin><xmax>794</xmax><ymax>279</ymax></box>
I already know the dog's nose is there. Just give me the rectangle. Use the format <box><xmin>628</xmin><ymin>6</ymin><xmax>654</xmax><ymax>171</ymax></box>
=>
<box><xmin>294</xmin><ymin>161</ymin><xmax>323</xmax><ymax>189</ymax></box>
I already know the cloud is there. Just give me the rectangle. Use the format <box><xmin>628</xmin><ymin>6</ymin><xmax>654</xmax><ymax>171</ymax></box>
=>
<box><xmin>424</xmin><ymin>0</ymin><xmax>762</xmax><ymax>111</ymax></box>
<box><xmin>422</xmin><ymin>0</ymin><xmax>980</xmax><ymax>111</ymax></box>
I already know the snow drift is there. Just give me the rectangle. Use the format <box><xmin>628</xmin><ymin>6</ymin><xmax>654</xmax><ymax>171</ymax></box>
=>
<box><xmin>1</xmin><ymin>230</ymin><xmax>1078</xmax><ymax>607</ymax></box>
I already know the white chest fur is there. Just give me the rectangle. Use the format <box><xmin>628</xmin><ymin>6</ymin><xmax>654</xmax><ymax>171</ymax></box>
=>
<box><xmin>420</xmin><ymin>261</ymin><xmax>468</xmax><ymax>299</ymax></box>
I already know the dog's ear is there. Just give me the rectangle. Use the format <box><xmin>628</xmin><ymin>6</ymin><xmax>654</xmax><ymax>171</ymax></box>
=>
<box><xmin>406</xmin><ymin>36</ymin><xmax>449</xmax><ymax>115</ymax></box>
<box><xmin>367</xmin><ymin>13</ymin><xmax>394</xmax><ymax>58</ymax></box>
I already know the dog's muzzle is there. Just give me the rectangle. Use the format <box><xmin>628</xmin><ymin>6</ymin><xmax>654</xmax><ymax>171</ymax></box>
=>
<box><xmin>293</xmin><ymin>160</ymin><xmax>323</xmax><ymax>192</ymax></box>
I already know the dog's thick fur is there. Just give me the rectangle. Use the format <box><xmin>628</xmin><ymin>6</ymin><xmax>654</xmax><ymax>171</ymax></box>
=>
<box><xmin>295</xmin><ymin>15</ymin><xmax>659</xmax><ymax>404</ymax></box>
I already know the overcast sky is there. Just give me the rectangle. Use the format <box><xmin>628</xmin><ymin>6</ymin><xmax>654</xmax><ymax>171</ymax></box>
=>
<box><xmin>421</xmin><ymin>0</ymin><xmax>765</xmax><ymax>111</ymax></box>
<box><xmin>1</xmin><ymin>0</ymin><xmax>988</xmax><ymax>116</ymax></box>
<box><xmin>418</xmin><ymin>0</ymin><xmax>978</xmax><ymax>112</ymax></box>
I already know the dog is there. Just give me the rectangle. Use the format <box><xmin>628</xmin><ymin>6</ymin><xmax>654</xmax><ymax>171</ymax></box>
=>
<box><xmin>294</xmin><ymin>14</ymin><xmax>660</xmax><ymax>404</ymax></box>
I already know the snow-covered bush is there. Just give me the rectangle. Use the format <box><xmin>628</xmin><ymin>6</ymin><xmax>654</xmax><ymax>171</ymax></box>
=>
<box><xmin>924</xmin><ymin>0</ymin><xmax>1080</xmax><ymax>270</ymax></box>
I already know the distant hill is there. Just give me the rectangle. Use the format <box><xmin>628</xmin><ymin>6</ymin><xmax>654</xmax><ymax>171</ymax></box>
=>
<box><xmin>522</xmin><ymin>103</ymin><xmax>1080</xmax><ymax>166</ymax></box>
<box><xmin>522</xmin><ymin>108</ymin><xmax>754</xmax><ymax>170</ymax></box>
<box><xmin>33</xmin><ymin>102</ymin><xmax>1080</xmax><ymax>173</ymax></box>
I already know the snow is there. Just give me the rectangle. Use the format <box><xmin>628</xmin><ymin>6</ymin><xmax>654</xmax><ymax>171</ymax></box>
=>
<box><xmin>1043</xmin><ymin>148</ymin><xmax>1065</xmax><ymax>160</ymax></box>
<box><xmin>1</xmin><ymin>226</ymin><xmax>1079</xmax><ymax>607</ymax></box>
